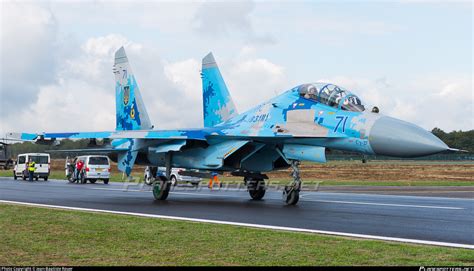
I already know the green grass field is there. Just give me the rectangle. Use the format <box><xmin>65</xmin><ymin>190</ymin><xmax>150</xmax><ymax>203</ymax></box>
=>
<box><xmin>0</xmin><ymin>204</ymin><xmax>472</xmax><ymax>266</ymax></box>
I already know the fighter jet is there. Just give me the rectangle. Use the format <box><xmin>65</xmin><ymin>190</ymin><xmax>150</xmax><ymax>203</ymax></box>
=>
<box><xmin>11</xmin><ymin>47</ymin><xmax>455</xmax><ymax>205</ymax></box>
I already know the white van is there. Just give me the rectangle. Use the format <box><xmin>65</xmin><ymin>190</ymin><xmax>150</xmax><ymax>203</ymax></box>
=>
<box><xmin>144</xmin><ymin>166</ymin><xmax>201</xmax><ymax>186</ymax></box>
<box><xmin>74</xmin><ymin>155</ymin><xmax>111</xmax><ymax>184</ymax></box>
<box><xmin>13</xmin><ymin>153</ymin><xmax>50</xmax><ymax>181</ymax></box>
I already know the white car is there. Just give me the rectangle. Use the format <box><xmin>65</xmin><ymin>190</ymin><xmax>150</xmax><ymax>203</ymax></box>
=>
<box><xmin>13</xmin><ymin>153</ymin><xmax>50</xmax><ymax>181</ymax></box>
<box><xmin>70</xmin><ymin>155</ymin><xmax>111</xmax><ymax>184</ymax></box>
<box><xmin>144</xmin><ymin>166</ymin><xmax>201</xmax><ymax>186</ymax></box>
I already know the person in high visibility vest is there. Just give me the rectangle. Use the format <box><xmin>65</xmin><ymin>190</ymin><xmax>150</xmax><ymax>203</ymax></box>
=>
<box><xmin>208</xmin><ymin>172</ymin><xmax>221</xmax><ymax>189</ymax></box>
<box><xmin>27</xmin><ymin>158</ymin><xmax>36</xmax><ymax>182</ymax></box>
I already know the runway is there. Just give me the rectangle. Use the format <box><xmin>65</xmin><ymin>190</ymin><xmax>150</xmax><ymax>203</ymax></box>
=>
<box><xmin>0</xmin><ymin>177</ymin><xmax>472</xmax><ymax>248</ymax></box>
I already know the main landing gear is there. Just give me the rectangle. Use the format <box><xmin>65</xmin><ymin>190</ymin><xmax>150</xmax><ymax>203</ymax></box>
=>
<box><xmin>246</xmin><ymin>177</ymin><xmax>266</xmax><ymax>200</ymax></box>
<box><xmin>244</xmin><ymin>160</ymin><xmax>301</xmax><ymax>205</ymax></box>
<box><xmin>153</xmin><ymin>154</ymin><xmax>171</xmax><ymax>201</ymax></box>
<box><xmin>153</xmin><ymin>175</ymin><xmax>170</xmax><ymax>200</ymax></box>
<box><xmin>283</xmin><ymin>160</ymin><xmax>301</xmax><ymax>205</ymax></box>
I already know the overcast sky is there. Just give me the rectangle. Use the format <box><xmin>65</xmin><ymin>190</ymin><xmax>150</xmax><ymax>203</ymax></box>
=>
<box><xmin>0</xmin><ymin>1</ymin><xmax>472</xmax><ymax>136</ymax></box>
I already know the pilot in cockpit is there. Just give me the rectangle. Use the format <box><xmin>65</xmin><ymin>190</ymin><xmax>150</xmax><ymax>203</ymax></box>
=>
<box><xmin>304</xmin><ymin>85</ymin><xmax>317</xmax><ymax>100</ymax></box>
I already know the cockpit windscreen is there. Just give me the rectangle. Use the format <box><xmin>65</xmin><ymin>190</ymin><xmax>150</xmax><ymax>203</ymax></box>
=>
<box><xmin>298</xmin><ymin>83</ymin><xmax>365</xmax><ymax>112</ymax></box>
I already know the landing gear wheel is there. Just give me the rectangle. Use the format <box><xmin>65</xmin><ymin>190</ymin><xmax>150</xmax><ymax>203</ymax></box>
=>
<box><xmin>282</xmin><ymin>160</ymin><xmax>302</xmax><ymax>206</ymax></box>
<box><xmin>153</xmin><ymin>178</ymin><xmax>170</xmax><ymax>200</ymax></box>
<box><xmin>170</xmin><ymin>176</ymin><xmax>178</xmax><ymax>187</ymax></box>
<box><xmin>247</xmin><ymin>178</ymin><xmax>266</xmax><ymax>200</ymax></box>
<box><xmin>283</xmin><ymin>187</ymin><xmax>299</xmax><ymax>205</ymax></box>
<box><xmin>144</xmin><ymin>174</ymin><xmax>153</xmax><ymax>185</ymax></box>
<box><xmin>144</xmin><ymin>166</ymin><xmax>157</xmax><ymax>186</ymax></box>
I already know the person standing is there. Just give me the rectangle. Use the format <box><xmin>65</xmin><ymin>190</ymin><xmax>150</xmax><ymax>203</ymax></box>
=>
<box><xmin>27</xmin><ymin>158</ymin><xmax>36</xmax><ymax>182</ymax></box>
<box><xmin>208</xmin><ymin>172</ymin><xmax>221</xmax><ymax>189</ymax></box>
<box><xmin>75</xmin><ymin>159</ymin><xmax>85</xmax><ymax>183</ymax></box>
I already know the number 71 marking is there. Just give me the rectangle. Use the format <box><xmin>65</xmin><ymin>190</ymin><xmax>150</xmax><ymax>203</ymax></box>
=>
<box><xmin>334</xmin><ymin>116</ymin><xmax>348</xmax><ymax>133</ymax></box>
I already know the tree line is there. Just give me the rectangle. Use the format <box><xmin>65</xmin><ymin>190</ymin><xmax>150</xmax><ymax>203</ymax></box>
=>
<box><xmin>431</xmin><ymin>128</ymin><xmax>473</xmax><ymax>153</ymax></box>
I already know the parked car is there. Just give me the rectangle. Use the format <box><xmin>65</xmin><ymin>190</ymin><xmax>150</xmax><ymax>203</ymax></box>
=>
<box><xmin>68</xmin><ymin>155</ymin><xmax>111</xmax><ymax>184</ymax></box>
<box><xmin>13</xmin><ymin>153</ymin><xmax>50</xmax><ymax>181</ymax></box>
<box><xmin>144</xmin><ymin>166</ymin><xmax>201</xmax><ymax>186</ymax></box>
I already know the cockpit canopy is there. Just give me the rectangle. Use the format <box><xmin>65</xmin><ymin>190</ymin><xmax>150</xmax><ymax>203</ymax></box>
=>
<box><xmin>298</xmin><ymin>83</ymin><xmax>365</xmax><ymax>112</ymax></box>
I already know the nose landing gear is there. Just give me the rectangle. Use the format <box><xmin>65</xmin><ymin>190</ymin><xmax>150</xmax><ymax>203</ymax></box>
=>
<box><xmin>283</xmin><ymin>160</ymin><xmax>301</xmax><ymax>205</ymax></box>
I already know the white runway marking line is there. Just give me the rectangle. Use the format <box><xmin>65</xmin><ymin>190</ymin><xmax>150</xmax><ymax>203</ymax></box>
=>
<box><xmin>298</xmin><ymin>197</ymin><xmax>465</xmax><ymax>210</ymax></box>
<box><xmin>90</xmin><ymin>187</ymin><xmax>465</xmax><ymax>210</ymax></box>
<box><xmin>314</xmin><ymin>191</ymin><xmax>474</xmax><ymax>201</ymax></box>
<box><xmin>0</xmin><ymin>200</ymin><xmax>472</xmax><ymax>250</ymax></box>
<box><xmin>89</xmin><ymin>188</ymin><xmax>249</xmax><ymax>198</ymax></box>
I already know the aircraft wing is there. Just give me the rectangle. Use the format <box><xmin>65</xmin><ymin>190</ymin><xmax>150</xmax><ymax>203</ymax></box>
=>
<box><xmin>8</xmin><ymin>129</ymin><xmax>211</xmax><ymax>141</ymax></box>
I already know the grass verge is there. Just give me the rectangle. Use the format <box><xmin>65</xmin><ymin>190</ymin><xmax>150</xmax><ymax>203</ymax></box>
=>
<box><xmin>0</xmin><ymin>204</ymin><xmax>472</xmax><ymax>266</ymax></box>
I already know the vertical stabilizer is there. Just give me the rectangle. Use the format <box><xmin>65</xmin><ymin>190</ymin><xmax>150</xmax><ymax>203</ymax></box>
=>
<box><xmin>201</xmin><ymin>52</ymin><xmax>238</xmax><ymax>127</ymax></box>
<box><xmin>113</xmin><ymin>47</ymin><xmax>152</xmax><ymax>131</ymax></box>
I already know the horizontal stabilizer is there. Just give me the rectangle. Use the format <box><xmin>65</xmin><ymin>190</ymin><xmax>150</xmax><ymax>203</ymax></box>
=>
<box><xmin>6</xmin><ymin>132</ymin><xmax>37</xmax><ymax>141</ymax></box>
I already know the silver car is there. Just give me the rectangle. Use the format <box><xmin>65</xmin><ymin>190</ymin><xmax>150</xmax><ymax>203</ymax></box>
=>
<box><xmin>144</xmin><ymin>166</ymin><xmax>201</xmax><ymax>186</ymax></box>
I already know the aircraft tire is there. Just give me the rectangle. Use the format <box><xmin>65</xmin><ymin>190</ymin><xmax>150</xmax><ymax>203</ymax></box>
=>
<box><xmin>247</xmin><ymin>178</ymin><xmax>265</xmax><ymax>200</ymax></box>
<box><xmin>153</xmin><ymin>178</ymin><xmax>170</xmax><ymax>200</ymax></box>
<box><xmin>144</xmin><ymin>174</ymin><xmax>153</xmax><ymax>185</ymax></box>
<box><xmin>284</xmin><ymin>188</ymin><xmax>299</xmax><ymax>205</ymax></box>
<box><xmin>170</xmin><ymin>176</ymin><xmax>178</xmax><ymax>187</ymax></box>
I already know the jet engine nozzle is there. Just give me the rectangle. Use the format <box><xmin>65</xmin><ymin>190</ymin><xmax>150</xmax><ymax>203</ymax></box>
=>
<box><xmin>369</xmin><ymin>116</ymin><xmax>449</xmax><ymax>158</ymax></box>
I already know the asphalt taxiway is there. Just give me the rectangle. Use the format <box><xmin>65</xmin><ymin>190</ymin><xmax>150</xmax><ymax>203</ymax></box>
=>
<box><xmin>0</xmin><ymin>177</ymin><xmax>472</xmax><ymax>248</ymax></box>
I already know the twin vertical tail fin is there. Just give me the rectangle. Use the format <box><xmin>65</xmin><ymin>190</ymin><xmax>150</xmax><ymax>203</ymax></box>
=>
<box><xmin>201</xmin><ymin>52</ymin><xmax>238</xmax><ymax>127</ymax></box>
<box><xmin>112</xmin><ymin>47</ymin><xmax>152</xmax><ymax>176</ymax></box>
<box><xmin>113</xmin><ymin>47</ymin><xmax>152</xmax><ymax>131</ymax></box>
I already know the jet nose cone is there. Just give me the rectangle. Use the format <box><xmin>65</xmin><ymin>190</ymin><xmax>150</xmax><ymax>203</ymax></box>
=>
<box><xmin>369</xmin><ymin>116</ymin><xmax>449</xmax><ymax>158</ymax></box>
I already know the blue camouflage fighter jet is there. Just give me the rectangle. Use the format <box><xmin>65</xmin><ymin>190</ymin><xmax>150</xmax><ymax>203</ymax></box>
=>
<box><xmin>12</xmin><ymin>47</ymin><xmax>455</xmax><ymax>205</ymax></box>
